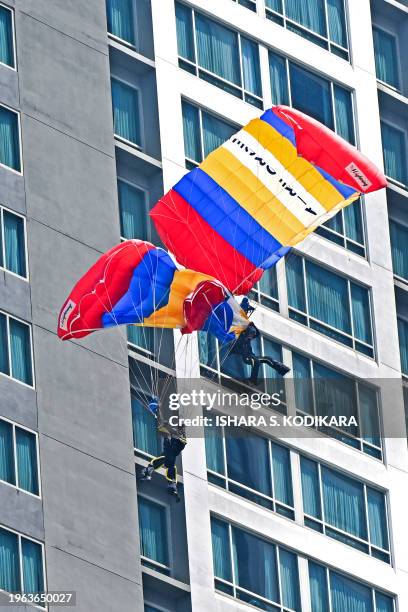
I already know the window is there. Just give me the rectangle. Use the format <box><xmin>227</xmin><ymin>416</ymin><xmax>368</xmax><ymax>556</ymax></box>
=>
<box><xmin>0</xmin><ymin>526</ymin><xmax>45</xmax><ymax>601</ymax></box>
<box><xmin>175</xmin><ymin>2</ymin><xmax>262</xmax><ymax>108</ymax></box>
<box><xmin>131</xmin><ymin>394</ymin><xmax>161</xmax><ymax>458</ymax></box>
<box><xmin>138</xmin><ymin>496</ymin><xmax>169</xmax><ymax>574</ymax></box>
<box><xmin>265</xmin><ymin>0</ymin><xmax>349</xmax><ymax>60</ymax></box>
<box><xmin>293</xmin><ymin>351</ymin><xmax>382</xmax><ymax>458</ymax></box>
<box><xmin>211</xmin><ymin>517</ymin><xmax>301</xmax><ymax>611</ymax></box>
<box><xmin>128</xmin><ymin>325</ymin><xmax>155</xmax><ymax>356</ymax></box>
<box><xmin>0</xmin><ymin>207</ymin><xmax>27</xmax><ymax>277</ymax></box>
<box><xmin>0</xmin><ymin>105</ymin><xmax>21</xmax><ymax>172</ymax></box>
<box><xmin>0</xmin><ymin>4</ymin><xmax>15</xmax><ymax>69</ymax></box>
<box><xmin>106</xmin><ymin>0</ymin><xmax>136</xmax><ymax>47</ymax></box>
<box><xmin>373</xmin><ymin>27</ymin><xmax>400</xmax><ymax>90</ymax></box>
<box><xmin>316</xmin><ymin>198</ymin><xmax>365</xmax><ymax>257</ymax></box>
<box><xmin>0</xmin><ymin>312</ymin><xmax>33</xmax><ymax>386</ymax></box>
<box><xmin>111</xmin><ymin>78</ymin><xmax>142</xmax><ymax>148</ymax></box>
<box><xmin>199</xmin><ymin>331</ymin><xmax>287</xmax><ymax>403</ymax></box>
<box><xmin>181</xmin><ymin>100</ymin><xmax>237</xmax><ymax>169</ymax></box>
<box><xmin>309</xmin><ymin>562</ymin><xmax>395</xmax><ymax>612</ymax></box>
<box><xmin>205</xmin><ymin>425</ymin><xmax>294</xmax><ymax>518</ymax></box>
<box><xmin>0</xmin><ymin>418</ymin><xmax>39</xmax><ymax>495</ymax></box>
<box><xmin>286</xmin><ymin>254</ymin><xmax>374</xmax><ymax>357</ymax></box>
<box><xmin>390</xmin><ymin>219</ymin><xmax>408</xmax><ymax>282</ymax></box>
<box><xmin>397</xmin><ymin>317</ymin><xmax>408</xmax><ymax>377</ymax></box>
<box><xmin>118</xmin><ymin>179</ymin><xmax>148</xmax><ymax>240</ymax></box>
<box><xmin>250</xmin><ymin>267</ymin><xmax>279</xmax><ymax>311</ymax></box>
<box><xmin>381</xmin><ymin>122</ymin><xmax>407</xmax><ymax>188</ymax></box>
<box><xmin>301</xmin><ymin>457</ymin><xmax>390</xmax><ymax>562</ymax></box>
<box><xmin>232</xmin><ymin>0</ymin><xmax>257</xmax><ymax>11</ymax></box>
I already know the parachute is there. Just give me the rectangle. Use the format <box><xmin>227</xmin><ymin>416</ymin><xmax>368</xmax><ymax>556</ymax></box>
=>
<box><xmin>150</xmin><ymin>105</ymin><xmax>387</xmax><ymax>294</ymax></box>
<box><xmin>57</xmin><ymin>239</ymin><xmax>249</xmax><ymax>344</ymax></box>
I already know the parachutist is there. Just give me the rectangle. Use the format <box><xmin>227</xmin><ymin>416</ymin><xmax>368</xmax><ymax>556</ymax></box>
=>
<box><xmin>240</xmin><ymin>297</ymin><xmax>256</xmax><ymax>316</ymax></box>
<box><xmin>140</xmin><ymin>419</ymin><xmax>187</xmax><ymax>500</ymax></box>
<box><xmin>231</xmin><ymin>322</ymin><xmax>291</xmax><ymax>384</ymax></box>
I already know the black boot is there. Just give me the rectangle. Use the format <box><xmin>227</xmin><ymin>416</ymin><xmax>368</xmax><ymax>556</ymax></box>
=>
<box><xmin>270</xmin><ymin>360</ymin><xmax>291</xmax><ymax>376</ymax></box>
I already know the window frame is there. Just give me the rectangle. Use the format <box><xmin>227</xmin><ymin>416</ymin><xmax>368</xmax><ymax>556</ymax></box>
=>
<box><xmin>285</xmin><ymin>253</ymin><xmax>375</xmax><ymax>358</ymax></box>
<box><xmin>0</xmin><ymin>415</ymin><xmax>41</xmax><ymax>498</ymax></box>
<box><xmin>381</xmin><ymin>119</ymin><xmax>408</xmax><ymax>190</ymax></box>
<box><xmin>0</xmin><ymin>309</ymin><xmax>35</xmax><ymax>388</ymax></box>
<box><xmin>389</xmin><ymin>216</ymin><xmax>408</xmax><ymax>284</ymax></box>
<box><xmin>130</xmin><ymin>386</ymin><xmax>162</xmax><ymax>460</ymax></box>
<box><xmin>372</xmin><ymin>24</ymin><xmax>401</xmax><ymax>93</ymax></box>
<box><xmin>265</xmin><ymin>0</ymin><xmax>350</xmax><ymax>61</ymax></box>
<box><xmin>117</xmin><ymin>176</ymin><xmax>150</xmax><ymax>242</ymax></box>
<box><xmin>111</xmin><ymin>75</ymin><xmax>144</xmax><ymax>151</ymax></box>
<box><xmin>232</xmin><ymin>0</ymin><xmax>257</xmax><ymax>12</ymax></box>
<box><xmin>206</xmin><ymin>424</ymin><xmax>295</xmax><ymax>519</ymax></box>
<box><xmin>0</xmin><ymin>102</ymin><xmax>23</xmax><ymax>175</ymax></box>
<box><xmin>0</xmin><ymin>205</ymin><xmax>28</xmax><ymax>281</ymax></box>
<box><xmin>106</xmin><ymin>0</ymin><xmax>138</xmax><ymax>51</ymax></box>
<box><xmin>138</xmin><ymin>494</ymin><xmax>172</xmax><ymax>575</ymax></box>
<box><xmin>397</xmin><ymin>314</ymin><xmax>408</xmax><ymax>380</ymax></box>
<box><xmin>300</xmin><ymin>455</ymin><xmax>391</xmax><ymax>563</ymax></box>
<box><xmin>0</xmin><ymin>523</ymin><xmax>46</xmax><ymax>608</ymax></box>
<box><xmin>176</xmin><ymin>3</ymin><xmax>263</xmax><ymax>108</ymax></box>
<box><xmin>0</xmin><ymin>3</ymin><xmax>16</xmax><ymax>71</ymax></box>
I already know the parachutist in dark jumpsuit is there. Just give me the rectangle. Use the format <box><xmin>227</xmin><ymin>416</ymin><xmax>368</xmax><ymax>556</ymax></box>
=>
<box><xmin>232</xmin><ymin>322</ymin><xmax>290</xmax><ymax>384</ymax></box>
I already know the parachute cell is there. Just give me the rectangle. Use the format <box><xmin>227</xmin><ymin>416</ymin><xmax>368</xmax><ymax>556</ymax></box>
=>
<box><xmin>150</xmin><ymin>105</ymin><xmax>387</xmax><ymax>294</ymax></box>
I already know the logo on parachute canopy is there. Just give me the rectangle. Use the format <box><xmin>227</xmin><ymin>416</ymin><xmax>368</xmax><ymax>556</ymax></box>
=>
<box><xmin>59</xmin><ymin>299</ymin><xmax>76</xmax><ymax>331</ymax></box>
<box><xmin>345</xmin><ymin>162</ymin><xmax>372</xmax><ymax>191</ymax></box>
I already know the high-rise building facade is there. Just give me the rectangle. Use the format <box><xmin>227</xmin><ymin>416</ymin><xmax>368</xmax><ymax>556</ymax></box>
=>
<box><xmin>0</xmin><ymin>0</ymin><xmax>407</xmax><ymax>611</ymax></box>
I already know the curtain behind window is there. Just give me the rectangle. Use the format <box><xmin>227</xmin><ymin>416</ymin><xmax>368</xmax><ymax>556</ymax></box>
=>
<box><xmin>0</xmin><ymin>420</ymin><xmax>14</xmax><ymax>485</ymax></box>
<box><xmin>290</xmin><ymin>64</ymin><xmax>333</xmax><ymax>130</ymax></box>
<box><xmin>344</xmin><ymin>200</ymin><xmax>364</xmax><ymax>245</ymax></box>
<box><xmin>373</xmin><ymin>28</ymin><xmax>399</xmax><ymax>89</ymax></box>
<box><xmin>327</xmin><ymin>0</ymin><xmax>347</xmax><ymax>47</ymax></box>
<box><xmin>118</xmin><ymin>181</ymin><xmax>147</xmax><ymax>240</ymax></box>
<box><xmin>351</xmin><ymin>284</ymin><xmax>372</xmax><ymax>345</ymax></box>
<box><xmin>0</xmin><ymin>313</ymin><xmax>9</xmax><ymax>375</ymax></box>
<box><xmin>138</xmin><ymin>497</ymin><xmax>168</xmax><ymax>565</ymax></box>
<box><xmin>269</xmin><ymin>52</ymin><xmax>290</xmax><ymax>105</ymax></box>
<box><xmin>127</xmin><ymin>325</ymin><xmax>154</xmax><ymax>353</ymax></box>
<box><xmin>358</xmin><ymin>385</ymin><xmax>380</xmax><ymax>448</ymax></box>
<box><xmin>211</xmin><ymin>518</ymin><xmax>232</xmax><ymax>581</ymax></box>
<box><xmin>330</xmin><ymin>572</ymin><xmax>372</xmax><ymax>612</ymax></box>
<box><xmin>204</xmin><ymin>426</ymin><xmax>225</xmax><ymax>474</ymax></box>
<box><xmin>111</xmin><ymin>79</ymin><xmax>141</xmax><ymax>146</ymax></box>
<box><xmin>322</xmin><ymin>468</ymin><xmax>367</xmax><ymax>539</ymax></box>
<box><xmin>285</xmin><ymin>0</ymin><xmax>326</xmax><ymax>36</ymax></box>
<box><xmin>301</xmin><ymin>457</ymin><xmax>322</xmax><ymax>518</ymax></box>
<box><xmin>367</xmin><ymin>488</ymin><xmax>388</xmax><ymax>551</ymax></box>
<box><xmin>182</xmin><ymin>102</ymin><xmax>201</xmax><ymax>162</ymax></box>
<box><xmin>241</xmin><ymin>38</ymin><xmax>261</xmax><ymax>96</ymax></box>
<box><xmin>0</xmin><ymin>7</ymin><xmax>13</xmax><ymax>67</ymax></box>
<box><xmin>306</xmin><ymin>261</ymin><xmax>351</xmax><ymax>333</ymax></box>
<box><xmin>195</xmin><ymin>15</ymin><xmax>240</xmax><ymax>85</ymax></box>
<box><xmin>202</xmin><ymin>112</ymin><xmax>235</xmax><ymax>157</ymax></box>
<box><xmin>292</xmin><ymin>353</ymin><xmax>314</xmax><ymax>414</ymax></box>
<box><xmin>0</xmin><ymin>528</ymin><xmax>20</xmax><ymax>592</ymax></box>
<box><xmin>16</xmin><ymin>428</ymin><xmax>38</xmax><ymax>495</ymax></box>
<box><xmin>22</xmin><ymin>539</ymin><xmax>43</xmax><ymax>593</ymax></box>
<box><xmin>334</xmin><ymin>85</ymin><xmax>354</xmax><ymax>144</ymax></box>
<box><xmin>381</xmin><ymin>122</ymin><xmax>407</xmax><ymax>185</ymax></box>
<box><xmin>9</xmin><ymin>318</ymin><xmax>33</xmax><ymax>386</ymax></box>
<box><xmin>0</xmin><ymin>106</ymin><xmax>20</xmax><ymax>171</ymax></box>
<box><xmin>226</xmin><ymin>431</ymin><xmax>271</xmax><ymax>496</ymax></box>
<box><xmin>286</xmin><ymin>255</ymin><xmax>306</xmax><ymax>312</ymax></box>
<box><xmin>398</xmin><ymin>317</ymin><xmax>408</xmax><ymax>375</ymax></box>
<box><xmin>131</xmin><ymin>396</ymin><xmax>161</xmax><ymax>457</ymax></box>
<box><xmin>279</xmin><ymin>549</ymin><xmax>300</xmax><ymax>611</ymax></box>
<box><xmin>3</xmin><ymin>211</ymin><xmax>26</xmax><ymax>277</ymax></box>
<box><xmin>175</xmin><ymin>2</ymin><xmax>195</xmax><ymax>62</ymax></box>
<box><xmin>272</xmin><ymin>444</ymin><xmax>293</xmax><ymax>506</ymax></box>
<box><xmin>309</xmin><ymin>562</ymin><xmax>329</xmax><ymax>612</ymax></box>
<box><xmin>390</xmin><ymin>220</ymin><xmax>408</xmax><ymax>280</ymax></box>
<box><xmin>106</xmin><ymin>0</ymin><xmax>135</xmax><ymax>45</ymax></box>
<box><xmin>375</xmin><ymin>593</ymin><xmax>394</xmax><ymax>612</ymax></box>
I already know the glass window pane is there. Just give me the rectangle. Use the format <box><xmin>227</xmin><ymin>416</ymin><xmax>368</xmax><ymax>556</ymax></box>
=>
<box><xmin>367</xmin><ymin>488</ymin><xmax>388</xmax><ymax>551</ymax></box>
<box><xmin>21</xmin><ymin>539</ymin><xmax>44</xmax><ymax>593</ymax></box>
<box><xmin>127</xmin><ymin>325</ymin><xmax>154</xmax><ymax>353</ymax></box>
<box><xmin>0</xmin><ymin>527</ymin><xmax>20</xmax><ymax>592</ymax></box>
<box><xmin>16</xmin><ymin>427</ymin><xmax>38</xmax><ymax>495</ymax></box>
<box><xmin>322</xmin><ymin>467</ymin><xmax>367</xmax><ymax>540</ymax></box>
<box><xmin>204</xmin><ymin>425</ymin><xmax>225</xmax><ymax>474</ymax></box>
<box><xmin>3</xmin><ymin>211</ymin><xmax>26</xmax><ymax>277</ymax></box>
<box><xmin>269</xmin><ymin>52</ymin><xmax>289</xmax><ymax>105</ymax></box>
<box><xmin>398</xmin><ymin>317</ymin><xmax>408</xmax><ymax>375</ymax></box>
<box><xmin>202</xmin><ymin>111</ymin><xmax>236</xmax><ymax>157</ymax></box>
<box><xmin>290</xmin><ymin>63</ymin><xmax>334</xmax><ymax>130</ymax></box>
<box><xmin>259</xmin><ymin>267</ymin><xmax>278</xmax><ymax>300</ymax></box>
<box><xmin>0</xmin><ymin>312</ymin><xmax>9</xmax><ymax>376</ymax></box>
<box><xmin>266</xmin><ymin>0</ymin><xmax>283</xmax><ymax>11</ymax></box>
<box><xmin>195</xmin><ymin>15</ymin><xmax>240</xmax><ymax>85</ymax></box>
<box><xmin>358</xmin><ymin>385</ymin><xmax>380</xmax><ymax>447</ymax></box>
<box><xmin>241</xmin><ymin>37</ymin><xmax>261</xmax><ymax>97</ymax></box>
<box><xmin>9</xmin><ymin>318</ymin><xmax>33</xmax><ymax>386</ymax></box>
<box><xmin>314</xmin><ymin>363</ymin><xmax>358</xmax><ymax>428</ymax></box>
<box><xmin>330</xmin><ymin>571</ymin><xmax>372</xmax><ymax>612</ymax></box>
<box><xmin>0</xmin><ymin>106</ymin><xmax>20</xmax><ymax>172</ymax></box>
<box><xmin>106</xmin><ymin>0</ymin><xmax>135</xmax><ymax>45</ymax></box>
<box><xmin>301</xmin><ymin>457</ymin><xmax>321</xmax><ymax>518</ymax></box>
<box><xmin>381</xmin><ymin>122</ymin><xmax>407</xmax><ymax>185</ymax></box>
<box><xmin>334</xmin><ymin>85</ymin><xmax>354</xmax><ymax>144</ymax></box>
<box><xmin>182</xmin><ymin>101</ymin><xmax>201</xmax><ymax>162</ymax></box>
<box><xmin>306</xmin><ymin>261</ymin><xmax>351</xmax><ymax>333</ymax></box>
<box><xmin>0</xmin><ymin>6</ymin><xmax>14</xmax><ymax>68</ymax></box>
<box><xmin>198</xmin><ymin>331</ymin><xmax>217</xmax><ymax>368</ymax></box>
<box><xmin>375</xmin><ymin>592</ymin><xmax>394</xmax><ymax>612</ymax></box>
<box><xmin>309</xmin><ymin>562</ymin><xmax>329</xmax><ymax>612</ymax></box>
<box><xmin>279</xmin><ymin>549</ymin><xmax>300</xmax><ymax>611</ymax></box>
<box><xmin>226</xmin><ymin>430</ymin><xmax>272</xmax><ymax>496</ymax></box>
<box><xmin>131</xmin><ymin>396</ymin><xmax>161</xmax><ymax>456</ymax></box>
<box><xmin>175</xmin><ymin>2</ymin><xmax>195</xmax><ymax>62</ymax></box>
<box><xmin>327</xmin><ymin>0</ymin><xmax>347</xmax><ymax>48</ymax></box>
<box><xmin>271</xmin><ymin>443</ymin><xmax>293</xmax><ymax>506</ymax></box>
<box><xmin>138</xmin><ymin>497</ymin><xmax>168</xmax><ymax>566</ymax></box>
<box><xmin>232</xmin><ymin>527</ymin><xmax>279</xmax><ymax>603</ymax></box>
<box><xmin>0</xmin><ymin>419</ymin><xmax>15</xmax><ymax>485</ymax></box>
<box><xmin>118</xmin><ymin>180</ymin><xmax>147</xmax><ymax>240</ymax></box>
<box><xmin>373</xmin><ymin>28</ymin><xmax>399</xmax><ymax>89</ymax></box>
<box><xmin>350</xmin><ymin>284</ymin><xmax>372</xmax><ymax>345</ymax></box>
<box><xmin>286</xmin><ymin>254</ymin><xmax>306</xmax><ymax>312</ymax></box>
<box><xmin>211</xmin><ymin>518</ymin><xmax>232</xmax><ymax>582</ymax></box>
<box><xmin>344</xmin><ymin>200</ymin><xmax>364</xmax><ymax>245</ymax></box>
<box><xmin>285</xmin><ymin>0</ymin><xmax>326</xmax><ymax>36</ymax></box>
<box><xmin>390</xmin><ymin>220</ymin><xmax>408</xmax><ymax>280</ymax></box>
<box><xmin>293</xmin><ymin>353</ymin><xmax>314</xmax><ymax>414</ymax></box>
<box><xmin>111</xmin><ymin>79</ymin><xmax>141</xmax><ymax>146</ymax></box>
